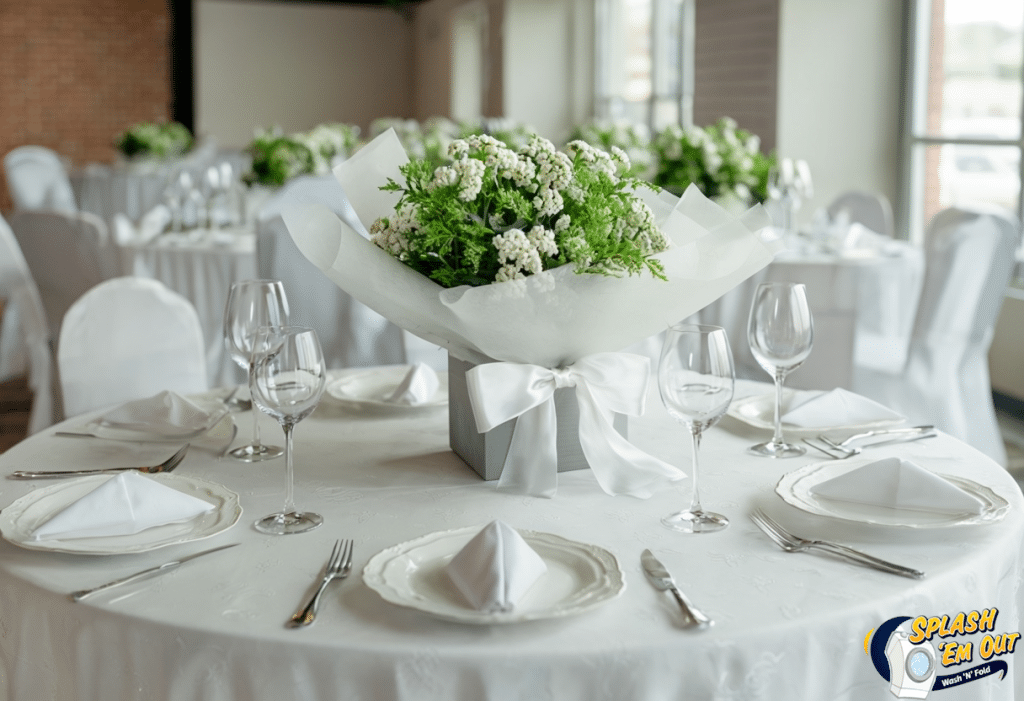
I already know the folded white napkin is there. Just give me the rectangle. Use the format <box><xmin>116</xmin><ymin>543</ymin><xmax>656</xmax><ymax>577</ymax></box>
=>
<box><xmin>445</xmin><ymin>521</ymin><xmax>548</xmax><ymax>613</ymax></box>
<box><xmin>810</xmin><ymin>457</ymin><xmax>985</xmax><ymax>515</ymax></box>
<box><xmin>138</xmin><ymin>205</ymin><xmax>172</xmax><ymax>242</ymax></box>
<box><xmin>782</xmin><ymin>388</ymin><xmax>903</xmax><ymax>428</ymax></box>
<box><xmin>385</xmin><ymin>362</ymin><xmax>440</xmax><ymax>405</ymax></box>
<box><xmin>33</xmin><ymin>472</ymin><xmax>215</xmax><ymax>540</ymax></box>
<box><xmin>100</xmin><ymin>391</ymin><xmax>223</xmax><ymax>437</ymax></box>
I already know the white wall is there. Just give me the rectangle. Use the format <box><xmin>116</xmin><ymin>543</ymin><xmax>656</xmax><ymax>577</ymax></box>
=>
<box><xmin>195</xmin><ymin>0</ymin><xmax>415</xmax><ymax>148</ymax></box>
<box><xmin>776</xmin><ymin>0</ymin><xmax>903</xmax><ymax>230</ymax></box>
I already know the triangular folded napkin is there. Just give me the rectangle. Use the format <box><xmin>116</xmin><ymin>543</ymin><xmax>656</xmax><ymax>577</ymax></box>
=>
<box><xmin>782</xmin><ymin>388</ymin><xmax>903</xmax><ymax>428</ymax></box>
<box><xmin>810</xmin><ymin>457</ymin><xmax>985</xmax><ymax>516</ymax></box>
<box><xmin>33</xmin><ymin>472</ymin><xmax>215</xmax><ymax>540</ymax></box>
<box><xmin>445</xmin><ymin>521</ymin><xmax>548</xmax><ymax>613</ymax></box>
<box><xmin>100</xmin><ymin>391</ymin><xmax>225</xmax><ymax>438</ymax></box>
<box><xmin>385</xmin><ymin>363</ymin><xmax>440</xmax><ymax>406</ymax></box>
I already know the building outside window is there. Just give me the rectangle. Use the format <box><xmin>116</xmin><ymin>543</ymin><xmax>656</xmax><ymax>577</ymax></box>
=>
<box><xmin>902</xmin><ymin>0</ymin><xmax>1024</xmax><ymax>265</ymax></box>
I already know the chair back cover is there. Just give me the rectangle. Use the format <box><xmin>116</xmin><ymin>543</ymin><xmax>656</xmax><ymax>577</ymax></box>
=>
<box><xmin>4</xmin><ymin>146</ymin><xmax>77</xmax><ymax>214</ymax></box>
<box><xmin>857</xmin><ymin>205</ymin><xmax>1018</xmax><ymax>464</ymax></box>
<box><xmin>8</xmin><ymin>210</ymin><xmax>113</xmax><ymax>342</ymax></box>
<box><xmin>827</xmin><ymin>190</ymin><xmax>894</xmax><ymax>238</ymax></box>
<box><xmin>257</xmin><ymin>175</ymin><xmax>445</xmax><ymax>370</ymax></box>
<box><xmin>0</xmin><ymin>213</ymin><xmax>56</xmax><ymax>433</ymax></box>
<box><xmin>58</xmin><ymin>277</ymin><xmax>208</xmax><ymax>417</ymax></box>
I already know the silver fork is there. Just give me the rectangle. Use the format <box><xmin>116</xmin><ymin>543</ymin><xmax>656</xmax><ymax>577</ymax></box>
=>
<box><xmin>802</xmin><ymin>428</ymin><xmax>936</xmax><ymax>459</ymax></box>
<box><xmin>288</xmin><ymin>539</ymin><xmax>353</xmax><ymax>628</ymax></box>
<box><xmin>749</xmin><ymin>509</ymin><xmax>924</xmax><ymax>579</ymax></box>
<box><xmin>9</xmin><ymin>444</ymin><xmax>190</xmax><ymax>479</ymax></box>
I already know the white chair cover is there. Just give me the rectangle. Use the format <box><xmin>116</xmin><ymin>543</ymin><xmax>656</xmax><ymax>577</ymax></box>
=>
<box><xmin>827</xmin><ymin>190</ymin><xmax>894</xmax><ymax>238</ymax></box>
<box><xmin>0</xmin><ymin>213</ymin><xmax>56</xmax><ymax>433</ymax></box>
<box><xmin>7</xmin><ymin>210</ymin><xmax>114</xmax><ymax>342</ymax></box>
<box><xmin>58</xmin><ymin>277</ymin><xmax>208</xmax><ymax>418</ymax></box>
<box><xmin>853</xmin><ymin>205</ymin><xmax>1019</xmax><ymax>465</ymax></box>
<box><xmin>257</xmin><ymin>175</ymin><xmax>446</xmax><ymax>370</ymax></box>
<box><xmin>4</xmin><ymin>146</ymin><xmax>77</xmax><ymax>214</ymax></box>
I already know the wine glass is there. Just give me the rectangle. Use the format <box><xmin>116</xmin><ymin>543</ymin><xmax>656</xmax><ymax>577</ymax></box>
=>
<box><xmin>223</xmin><ymin>280</ymin><xmax>290</xmax><ymax>462</ymax></box>
<box><xmin>250</xmin><ymin>326</ymin><xmax>327</xmax><ymax>535</ymax></box>
<box><xmin>658</xmin><ymin>324</ymin><xmax>735</xmax><ymax>533</ymax></box>
<box><xmin>747</xmin><ymin>282</ymin><xmax>814</xmax><ymax>458</ymax></box>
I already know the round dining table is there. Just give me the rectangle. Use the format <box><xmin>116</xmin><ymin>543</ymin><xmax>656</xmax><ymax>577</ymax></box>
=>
<box><xmin>0</xmin><ymin>373</ymin><xmax>1019</xmax><ymax>701</ymax></box>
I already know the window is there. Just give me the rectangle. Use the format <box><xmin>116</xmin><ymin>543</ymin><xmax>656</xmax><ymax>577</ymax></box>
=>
<box><xmin>902</xmin><ymin>0</ymin><xmax>1024</xmax><ymax>249</ymax></box>
<box><xmin>594</xmin><ymin>0</ymin><xmax>694</xmax><ymax>130</ymax></box>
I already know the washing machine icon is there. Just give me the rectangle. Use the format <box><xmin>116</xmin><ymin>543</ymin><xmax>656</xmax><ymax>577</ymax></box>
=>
<box><xmin>884</xmin><ymin>630</ymin><xmax>937</xmax><ymax>699</ymax></box>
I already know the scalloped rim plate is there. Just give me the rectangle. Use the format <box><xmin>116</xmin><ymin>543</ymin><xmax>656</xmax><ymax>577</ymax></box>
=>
<box><xmin>728</xmin><ymin>391</ymin><xmax>905</xmax><ymax>434</ymax></box>
<box><xmin>326</xmin><ymin>366</ymin><xmax>448</xmax><ymax>409</ymax></box>
<box><xmin>363</xmin><ymin>526</ymin><xmax>625</xmax><ymax>624</ymax></box>
<box><xmin>0</xmin><ymin>474</ymin><xmax>242</xmax><ymax>554</ymax></box>
<box><xmin>776</xmin><ymin>459</ymin><xmax>1010</xmax><ymax>528</ymax></box>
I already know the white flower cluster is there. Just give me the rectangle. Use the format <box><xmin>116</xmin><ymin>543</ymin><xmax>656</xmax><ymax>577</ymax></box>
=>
<box><xmin>564</xmin><ymin>140</ymin><xmax>630</xmax><ymax>182</ymax></box>
<box><xmin>369</xmin><ymin>202</ymin><xmax>419</xmax><ymax>259</ymax></box>
<box><xmin>520</xmin><ymin>136</ymin><xmax>573</xmax><ymax>217</ymax></box>
<box><xmin>300</xmin><ymin>123</ymin><xmax>360</xmax><ymax>175</ymax></box>
<box><xmin>492</xmin><ymin>224</ymin><xmax>559</xmax><ymax>281</ymax></box>
<box><xmin>653</xmin><ymin>117</ymin><xmax>765</xmax><ymax>202</ymax></box>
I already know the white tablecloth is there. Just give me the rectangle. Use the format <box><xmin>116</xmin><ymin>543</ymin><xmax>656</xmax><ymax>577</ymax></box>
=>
<box><xmin>704</xmin><ymin>240</ymin><xmax>925</xmax><ymax>390</ymax></box>
<box><xmin>0</xmin><ymin>376</ymin><xmax>1019</xmax><ymax>701</ymax></box>
<box><xmin>117</xmin><ymin>228</ymin><xmax>256</xmax><ymax>387</ymax></box>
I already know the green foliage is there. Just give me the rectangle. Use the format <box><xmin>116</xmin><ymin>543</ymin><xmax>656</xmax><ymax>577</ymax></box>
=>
<box><xmin>246</xmin><ymin>132</ymin><xmax>316</xmax><ymax>187</ymax></box>
<box><xmin>115</xmin><ymin>122</ymin><xmax>193</xmax><ymax>159</ymax></box>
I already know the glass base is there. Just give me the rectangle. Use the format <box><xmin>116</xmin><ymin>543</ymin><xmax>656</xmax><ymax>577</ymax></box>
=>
<box><xmin>229</xmin><ymin>443</ymin><xmax>284</xmax><ymax>462</ymax></box>
<box><xmin>747</xmin><ymin>440</ymin><xmax>806</xmax><ymax>458</ymax></box>
<box><xmin>661</xmin><ymin>510</ymin><xmax>729</xmax><ymax>533</ymax></box>
<box><xmin>254</xmin><ymin>510</ymin><xmax>323</xmax><ymax>535</ymax></box>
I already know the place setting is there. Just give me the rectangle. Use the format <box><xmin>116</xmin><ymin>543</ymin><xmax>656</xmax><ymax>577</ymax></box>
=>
<box><xmin>325</xmin><ymin>362</ymin><xmax>449</xmax><ymax>411</ymax></box>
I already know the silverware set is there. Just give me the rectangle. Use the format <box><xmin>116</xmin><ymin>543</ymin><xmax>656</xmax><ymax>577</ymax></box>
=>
<box><xmin>801</xmin><ymin>425</ymin><xmax>936</xmax><ymax>459</ymax></box>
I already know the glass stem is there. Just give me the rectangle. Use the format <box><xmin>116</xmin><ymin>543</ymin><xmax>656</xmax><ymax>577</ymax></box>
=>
<box><xmin>772</xmin><ymin>368</ymin><xmax>786</xmax><ymax>448</ymax></box>
<box><xmin>282</xmin><ymin>422</ymin><xmax>295</xmax><ymax>515</ymax></box>
<box><xmin>689</xmin><ymin>426</ymin><xmax>703</xmax><ymax>515</ymax></box>
<box><xmin>248</xmin><ymin>362</ymin><xmax>262</xmax><ymax>448</ymax></box>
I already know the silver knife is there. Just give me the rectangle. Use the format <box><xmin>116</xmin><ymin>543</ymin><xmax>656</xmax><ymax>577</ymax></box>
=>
<box><xmin>640</xmin><ymin>549</ymin><xmax>713</xmax><ymax>630</ymax></box>
<box><xmin>69</xmin><ymin>543</ymin><xmax>238</xmax><ymax>602</ymax></box>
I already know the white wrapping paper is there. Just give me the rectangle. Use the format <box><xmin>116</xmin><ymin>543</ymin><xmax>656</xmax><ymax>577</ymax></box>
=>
<box><xmin>281</xmin><ymin>129</ymin><xmax>775</xmax><ymax>368</ymax></box>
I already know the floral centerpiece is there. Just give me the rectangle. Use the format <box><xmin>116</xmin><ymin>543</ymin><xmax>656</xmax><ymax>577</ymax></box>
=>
<box><xmin>115</xmin><ymin>121</ymin><xmax>193</xmax><ymax>159</ymax></box>
<box><xmin>568</xmin><ymin>119</ymin><xmax>654</xmax><ymax>180</ymax></box>
<box><xmin>283</xmin><ymin>128</ymin><xmax>774</xmax><ymax>498</ymax></box>
<box><xmin>370</xmin><ymin>133</ymin><xmax>665</xmax><ymax>287</ymax></box>
<box><xmin>246</xmin><ymin>122</ymin><xmax>361</xmax><ymax>187</ymax></box>
<box><xmin>303</xmin><ymin>123</ymin><xmax>361</xmax><ymax>174</ymax></box>
<box><xmin>652</xmin><ymin>117</ymin><xmax>774</xmax><ymax>206</ymax></box>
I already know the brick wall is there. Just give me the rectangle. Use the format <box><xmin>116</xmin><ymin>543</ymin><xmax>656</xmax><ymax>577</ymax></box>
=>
<box><xmin>0</xmin><ymin>0</ymin><xmax>171</xmax><ymax>212</ymax></box>
<box><xmin>693</xmin><ymin>0</ymin><xmax>779</xmax><ymax>153</ymax></box>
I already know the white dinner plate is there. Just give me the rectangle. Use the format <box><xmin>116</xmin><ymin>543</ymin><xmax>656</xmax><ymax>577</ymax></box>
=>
<box><xmin>727</xmin><ymin>391</ymin><xmax>904</xmax><ymax>434</ymax></box>
<box><xmin>0</xmin><ymin>474</ymin><xmax>242</xmax><ymax>554</ymax></box>
<box><xmin>326</xmin><ymin>366</ymin><xmax>448</xmax><ymax>409</ymax></box>
<box><xmin>776</xmin><ymin>459</ymin><xmax>1010</xmax><ymax>528</ymax></box>
<box><xmin>363</xmin><ymin>526</ymin><xmax>625</xmax><ymax>624</ymax></box>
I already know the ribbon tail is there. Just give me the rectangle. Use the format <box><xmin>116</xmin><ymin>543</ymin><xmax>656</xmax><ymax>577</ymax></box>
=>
<box><xmin>497</xmin><ymin>399</ymin><xmax>559</xmax><ymax>498</ymax></box>
<box><xmin>575</xmin><ymin>384</ymin><xmax>685</xmax><ymax>498</ymax></box>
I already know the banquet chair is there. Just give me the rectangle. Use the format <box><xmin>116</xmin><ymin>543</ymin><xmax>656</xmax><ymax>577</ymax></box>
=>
<box><xmin>851</xmin><ymin>205</ymin><xmax>1019</xmax><ymax>466</ymax></box>
<box><xmin>257</xmin><ymin>174</ymin><xmax>447</xmax><ymax>370</ymax></box>
<box><xmin>0</xmin><ymin>213</ymin><xmax>57</xmax><ymax>433</ymax></box>
<box><xmin>827</xmin><ymin>190</ymin><xmax>894</xmax><ymax>237</ymax></box>
<box><xmin>7</xmin><ymin>210</ymin><xmax>114</xmax><ymax>342</ymax></box>
<box><xmin>58</xmin><ymin>277</ymin><xmax>208</xmax><ymax>418</ymax></box>
<box><xmin>4</xmin><ymin>146</ymin><xmax>77</xmax><ymax>214</ymax></box>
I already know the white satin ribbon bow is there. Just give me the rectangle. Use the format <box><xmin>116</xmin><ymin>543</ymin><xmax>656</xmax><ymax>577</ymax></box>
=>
<box><xmin>465</xmin><ymin>353</ymin><xmax>685</xmax><ymax>498</ymax></box>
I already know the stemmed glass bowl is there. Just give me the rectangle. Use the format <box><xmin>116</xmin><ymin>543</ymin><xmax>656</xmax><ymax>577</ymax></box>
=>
<box><xmin>658</xmin><ymin>324</ymin><xmax>735</xmax><ymax>534</ymax></box>
<box><xmin>746</xmin><ymin>282</ymin><xmax>814</xmax><ymax>458</ymax></box>
<box><xmin>250</xmin><ymin>325</ymin><xmax>327</xmax><ymax>535</ymax></box>
<box><xmin>224</xmin><ymin>279</ymin><xmax>289</xmax><ymax>462</ymax></box>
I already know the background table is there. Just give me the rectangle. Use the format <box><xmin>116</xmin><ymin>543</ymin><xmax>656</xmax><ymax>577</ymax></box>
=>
<box><xmin>116</xmin><ymin>228</ymin><xmax>255</xmax><ymax>387</ymax></box>
<box><xmin>0</xmin><ymin>376</ymin><xmax>1018</xmax><ymax>701</ymax></box>
<box><xmin>703</xmin><ymin>239</ymin><xmax>925</xmax><ymax>389</ymax></box>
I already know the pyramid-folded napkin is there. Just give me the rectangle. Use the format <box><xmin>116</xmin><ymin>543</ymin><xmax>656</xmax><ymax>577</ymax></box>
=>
<box><xmin>445</xmin><ymin>521</ymin><xmax>548</xmax><ymax>613</ymax></box>
<box><xmin>385</xmin><ymin>362</ymin><xmax>440</xmax><ymax>405</ymax></box>
<box><xmin>99</xmin><ymin>391</ymin><xmax>223</xmax><ymax>438</ymax></box>
<box><xmin>810</xmin><ymin>457</ymin><xmax>984</xmax><ymax>515</ymax></box>
<box><xmin>33</xmin><ymin>472</ymin><xmax>215</xmax><ymax>540</ymax></box>
<box><xmin>782</xmin><ymin>388</ymin><xmax>903</xmax><ymax>428</ymax></box>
